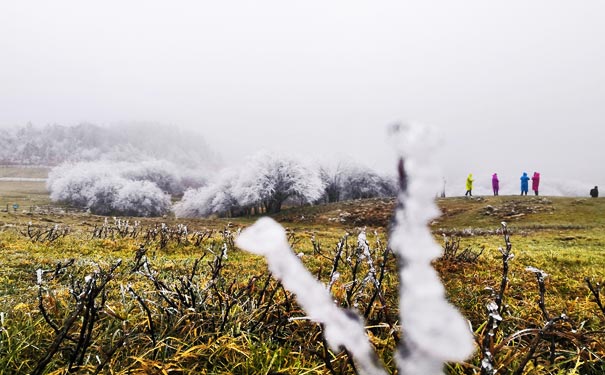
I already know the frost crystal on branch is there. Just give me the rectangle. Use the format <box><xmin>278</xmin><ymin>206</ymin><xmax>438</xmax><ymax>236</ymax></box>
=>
<box><xmin>389</xmin><ymin>123</ymin><xmax>474</xmax><ymax>374</ymax></box>
<box><xmin>525</xmin><ymin>266</ymin><xmax>548</xmax><ymax>279</ymax></box>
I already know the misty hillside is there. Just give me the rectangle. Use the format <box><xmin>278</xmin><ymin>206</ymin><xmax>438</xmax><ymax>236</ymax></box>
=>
<box><xmin>0</xmin><ymin>123</ymin><xmax>217</xmax><ymax>167</ymax></box>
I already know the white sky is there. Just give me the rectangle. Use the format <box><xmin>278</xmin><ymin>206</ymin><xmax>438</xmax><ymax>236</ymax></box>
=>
<box><xmin>1</xmin><ymin>1</ymin><xmax>603</xmax><ymax>195</ymax></box>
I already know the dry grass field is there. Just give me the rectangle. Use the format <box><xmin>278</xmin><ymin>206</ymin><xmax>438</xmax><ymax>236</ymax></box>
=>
<box><xmin>0</xmin><ymin>176</ymin><xmax>604</xmax><ymax>374</ymax></box>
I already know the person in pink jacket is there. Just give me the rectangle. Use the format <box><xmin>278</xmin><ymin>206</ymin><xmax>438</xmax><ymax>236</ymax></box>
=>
<box><xmin>492</xmin><ymin>173</ymin><xmax>499</xmax><ymax>196</ymax></box>
<box><xmin>531</xmin><ymin>172</ymin><xmax>540</xmax><ymax>196</ymax></box>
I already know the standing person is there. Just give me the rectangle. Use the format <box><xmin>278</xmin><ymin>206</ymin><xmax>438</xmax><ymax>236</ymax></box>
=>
<box><xmin>465</xmin><ymin>173</ymin><xmax>474</xmax><ymax>196</ymax></box>
<box><xmin>492</xmin><ymin>173</ymin><xmax>500</xmax><ymax>196</ymax></box>
<box><xmin>590</xmin><ymin>186</ymin><xmax>599</xmax><ymax>198</ymax></box>
<box><xmin>520</xmin><ymin>172</ymin><xmax>530</xmax><ymax>195</ymax></box>
<box><xmin>531</xmin><ymin>172</ymin><xmax>540</xmax><ymax>196</ymax></box>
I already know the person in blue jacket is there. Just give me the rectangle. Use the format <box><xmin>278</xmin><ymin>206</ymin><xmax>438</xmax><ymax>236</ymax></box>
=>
<box><xmin>520</xmin><ymin>172</ymin><xmax>530</xmax><ymax>195</ymax></box>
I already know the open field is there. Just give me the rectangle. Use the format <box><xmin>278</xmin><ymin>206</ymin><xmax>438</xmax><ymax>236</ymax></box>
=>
<box><xmin>0</xmin><ymin>180</ymin><xmax>50</xmax><ymax>211</ymax></box>
<box><xmin>0</xmin><ymin>166</ymin><xmax>50</xmax><ymax>210</ymax></box>
<box><xmin>0</xmin><ymin>166</ymin><xmax>50</xmax><ymax>179</ymax></box>
<box><xmin>0</xmin><ymin>184</ymin><xmax>604</xmax><ymax>374</ymax></box>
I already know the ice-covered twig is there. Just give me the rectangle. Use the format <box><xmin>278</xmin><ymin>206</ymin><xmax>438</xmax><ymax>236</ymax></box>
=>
<box><xmin>236</xmin><ymin>217</ymin><xmax>387</xmax><ymax>375</ymax></box>
<box><xmin>388</xmin><ymin>123</ymin><xmax>475</xmax><ymax>374</ymax></box>
<box><xmin>351</xmin><ymin>229</ymin><xmax>379</xmax><ymax>308</ymax></box>
<box><xmin>526</xmin><ymin>266</ymin><xmax>550</xmax><ymax>321</ymax></box>
<box><xmin>327</xmin><ymin>233</ymin><xmax>348</xmax><ymax>292</ymax></box>
<box><xmin>358</xmin><ymin>229</ymin><xmax>378</xmax><ymax>288</ymax></box>
<box><xmin>481</xmin><ymin>222</ymin><xmax>514</xmax><ymax>374</ymax></box>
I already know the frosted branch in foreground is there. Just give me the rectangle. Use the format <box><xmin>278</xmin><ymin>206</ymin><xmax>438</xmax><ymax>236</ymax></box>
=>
<box><xmin>389</xmin><ymin>123</ymin><xmax>475</xmax><ymax>374</ymax></box>
<box><xmin>236</xmin><ymin>217</ymin><xmax>387</xmax><ymax>375</ymax></box>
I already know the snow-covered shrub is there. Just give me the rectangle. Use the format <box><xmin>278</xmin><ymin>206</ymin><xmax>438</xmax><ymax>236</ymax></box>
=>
<box><xmin>120</xmin><ymin>159</ymin><xmax>198</xmax><ymax>196</ymax></box>
<box><xmin>236</xmin><ymin>123</ymin><xmax>474</xmax><ymax>374</ymax></box>
<box><xmin>112</xmin><ymin>180</ymin><xmax>172</xmax><ymax>217</ymax></box>
<box><xmin>175</xmin><ymin>151</ymin><xmax>325</xmax><ymax>217</ymax></box>
<box><xmin>173</xmin><ymin>172</ymin><xmax>239</xmax><ymax>218</ymax></box>
<box><xmin>87</xmin><ymin>176</ymin><xmax>124</xmax><ymax>215</ymax></box>
<box><xmin>47</xmin><ymin>162</ymin><xmax>113</xmax><ymax>208</ymax></box>
<box><xmin>47</xmin><ymin>160</ymin><xmax>172</xmax><ymax>216</ymax></box>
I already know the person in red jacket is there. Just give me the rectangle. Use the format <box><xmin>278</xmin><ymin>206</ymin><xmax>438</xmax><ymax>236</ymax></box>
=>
<box><xmin>531</xmin><ymin>172</ymin><xmax>540</xmax><ymax>196</ymax></box>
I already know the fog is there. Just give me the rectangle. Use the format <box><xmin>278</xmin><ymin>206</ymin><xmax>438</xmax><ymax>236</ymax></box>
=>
<box><xmin>1</xmin><ymin>1</ymin><xmax>603</xmax><ymax>196</ymax></box>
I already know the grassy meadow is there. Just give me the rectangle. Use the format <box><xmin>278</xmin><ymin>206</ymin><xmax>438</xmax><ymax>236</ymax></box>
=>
<box><xmin>0</xmin><ymin>175</ymin><xmax>604</xmax><ymax>374</ymax></box>
<box><xmin>0</xmin><ymin>166</ymin><xmax>51</xmax><ymax>210</ymax></box>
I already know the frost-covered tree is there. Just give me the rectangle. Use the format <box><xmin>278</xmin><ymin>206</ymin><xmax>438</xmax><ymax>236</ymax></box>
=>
<box><xmin>173</xmin><ymin>169</ymin><xmax>239</xmax><ymax>218</ymax></box>
<box><xmin>175</xmin><ymin>151</ymin><xmax>325</xmax><ymax>217</ymax></box>
<box><xmin>47</xmin><ymin>162</ymin><xmax>113</xmax><ymax>208</ymax></box>
<box><xmin>87</xmin><ymin>177</ymin><xmax>124</xmax><ymax>215</ymax></box>
<box><xmin>319</xmin><ymin>165</ymin><xmax>344</xmax><ymax>203</ymax></box>
<box><xmin>113</xmin><ymin>180</ymin><xmax>172</xmax><ymax>217</ymax></box>
<box><xmin>318</xmin><ymin>163</ymin><xmax>396</xmax><ymax>203</ymax></box>
<box><xmin>341</xmin><ymin>166</ymin><xmax>396</xmax><ymax>200</ymax></box>
<box><xmin>120</xmin><ymin>159</ymin><xmax>199</xmax><ymax>196</ymax></box>
<box><xmin>233</xmin><ymin>151</ymin><xmax>325</xmax><ymax>213</ymax></box>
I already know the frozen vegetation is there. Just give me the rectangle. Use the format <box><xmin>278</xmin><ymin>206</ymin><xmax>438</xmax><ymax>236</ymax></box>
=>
<box><xmin>46</xmin><ymin>160</ymin><xmax>201</xmax><ymax>216</ymax></box>
<box><xmin>0</xmin><ymin>123</ymin><xmax>401</xmax><ymax>217</ymax></box>
<box><xmin>0</xmin><ymin>122</ymin><xmax>595</xmax><ymax>200</ymax></box>
<box><xmin>388</xmin><ymin>124</ymin><xmax>474</xmax><ymax>374</ymax></box>
<box><xmin>318</xmin><ymin>163</ymin><xmax>397</xmax><ymax>203</ymax></box>
<box><xmin>47</xmin><ymin>149</ymin><xmax>397</xmax><ymax>218</ymax></box>
<box><xmin>175</xmin><ymin>153</ymin><xmax>397</xmax><ymax>218</ymax></box>
<box><xmin>175</xmin><ymin>151</ymin><xmax>325</xmax><ymax>217</ymax></box>
<box><xmin>237</xmin><ymin>123</ymin><xmax>474</xmax><ymax>374</ymax></box>
<box><xmin>237</xmin><ymin>217</ymin><xmax>388</xmax><ymax>375</ymax></box>
<box><xmin>1</xmin><ymin>122</ymin><xmax>211</xmax><ymax>216</ymax></box>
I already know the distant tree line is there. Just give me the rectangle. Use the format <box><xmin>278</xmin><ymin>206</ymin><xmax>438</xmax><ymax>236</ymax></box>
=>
<box><xmin>0</xmin><ymin>122</ymin><xmax>214</xmax><ymax>167</ymax></box>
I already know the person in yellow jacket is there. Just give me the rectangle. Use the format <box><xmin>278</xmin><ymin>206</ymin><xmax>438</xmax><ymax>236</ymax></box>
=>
<box><xmin>465</xmin><ymin>173</ymin><xmax>474</xmax><ymax>196</ymax></box>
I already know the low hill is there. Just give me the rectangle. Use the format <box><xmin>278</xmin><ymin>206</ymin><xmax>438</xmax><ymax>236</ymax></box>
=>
<box><xmin>274</xmin><ymin>197</ymin><xmax>395</xmax><ymax>227</ymax></box>
<box><xmin>274</xmin><ymin>195</ymin><xmax>604</xmax><ymax>232</ymax></box>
